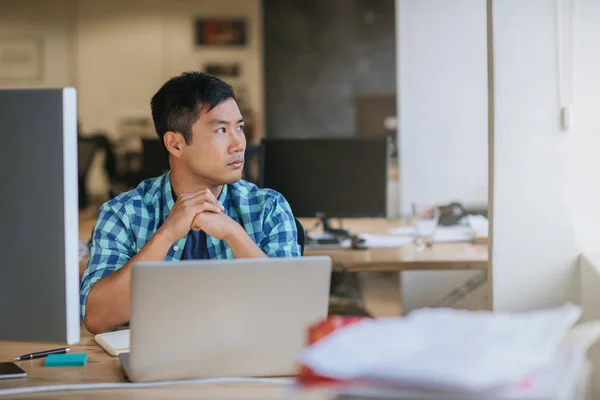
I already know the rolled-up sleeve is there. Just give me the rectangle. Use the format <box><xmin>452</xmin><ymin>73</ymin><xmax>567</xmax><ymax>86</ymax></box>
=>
<box><xmin>80</xmin><ymin>203</ymin><xmax>135</xmax><ymax>324</ymax></box>
<box><xmin>260</xmin><ymin>193</ymin><xmax>301</xmax><ymax>258</ymax></box>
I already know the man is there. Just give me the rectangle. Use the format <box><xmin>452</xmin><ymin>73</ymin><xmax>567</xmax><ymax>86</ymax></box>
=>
<box><xmin>81</xmin><ymin>72</ymin><xmax>300</xmax><ymax>334</ymax></box>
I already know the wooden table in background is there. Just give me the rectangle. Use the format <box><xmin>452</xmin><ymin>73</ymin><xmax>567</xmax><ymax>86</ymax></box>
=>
<box><xmin>300</xmin><ymin>217</ymin><xmax>490</xmax><ymax>314</ymax></box>
<box><xmin>300</xmin><ymin>218</ymin><xmax>489</xmax><ymax>272</ymax></box>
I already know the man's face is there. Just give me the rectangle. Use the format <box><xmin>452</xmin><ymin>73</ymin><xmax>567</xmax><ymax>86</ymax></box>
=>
<box><xmin>182</xmin><ymin>98</ymin><xmax>246</xmax><ymax>186</ymax></box>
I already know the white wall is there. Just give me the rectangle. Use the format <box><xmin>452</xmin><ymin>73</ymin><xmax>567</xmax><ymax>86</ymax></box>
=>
<box><xmin>76</xmin><ymin>0</ymin><xmax>165</xmax><ymax>139</ymax></box>
<box><xmin>77</xmin><ymin>0</ymin><xmax>264</xmax><ymax>141</ymax></box>
<box><xmin>397</xmin><ymin>0</ymin><xmax>488</xmax><ymax>216</ymax></box>
<box><xmin>396</xmin><ymin>0</ymin><xmax>489</xmax><ymax>312</ymax></box>
<box><xmin>491</xmin><ymin>0</ymin><xmax>600</xmax><ymax>311</ymax></box>
<box><xmin>0</xmin><ymin>0</ymin><xmax>76</xmax><ymax>89</ymax></box>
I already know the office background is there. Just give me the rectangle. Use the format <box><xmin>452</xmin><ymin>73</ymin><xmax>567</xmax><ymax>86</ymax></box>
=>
<box><xmin>0</xmin><ymin>0</ymin><xmax>490</xmax><ymax>312</ymax></box>
<box><xmin>4</xmin><ymin>0</ymin><xmax>600</xmax><ymax>393</ymax></box>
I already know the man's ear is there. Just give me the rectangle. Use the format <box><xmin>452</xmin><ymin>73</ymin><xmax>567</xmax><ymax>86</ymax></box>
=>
<box><xmin>163</xmin><ymin>131</ymin><xmax>185</xmax><ymax>158</ymax></box>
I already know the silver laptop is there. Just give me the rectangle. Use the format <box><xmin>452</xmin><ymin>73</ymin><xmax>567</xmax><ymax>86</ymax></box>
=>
<box><xmin>120</xmin><ymin>256</ymin><xmax>332</xmax><ymax>382</ymax></box>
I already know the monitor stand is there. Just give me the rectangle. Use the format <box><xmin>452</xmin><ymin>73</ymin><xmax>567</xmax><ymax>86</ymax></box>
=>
<box><xmin>305</xmin><ymin>213</ymin><xmax>353</xmax><ymax>248</ymax></box>
<box><xmin>318</xmin><ymin>213</ymin><xmax>351</xmax><ymax>237</ymax></box>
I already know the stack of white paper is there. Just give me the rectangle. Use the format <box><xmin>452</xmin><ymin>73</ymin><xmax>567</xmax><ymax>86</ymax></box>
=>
<box><xmin>432</xmin><ymin>226</ymin><xmax>474</xmax><ymax>243</ymax></box>
<box><xmin>359</xmin><ymin>234</ymin><xmax>415</xmax><ymax>248</ymax></box>
<box><xmin>301</xmin><ymin>305</ymin><xmax>593</xmax><ymax>398</ymax></box>
<box><xmin>387</xmin><ymin>224</ymin><xmax>474</xmax><ymax>244</ymax></box>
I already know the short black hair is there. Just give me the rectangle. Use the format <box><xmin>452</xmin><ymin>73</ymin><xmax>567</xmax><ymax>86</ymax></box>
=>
<box><xmin>150</xmin><ymin>72</ymin><xmax>236</xmax><ymax>145</ymax></box>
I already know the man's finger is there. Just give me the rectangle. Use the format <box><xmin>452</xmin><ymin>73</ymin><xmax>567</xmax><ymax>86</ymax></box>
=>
<box><xmin>190</xmin><ymin>196</ymin><xmax>224</xmax><ymax>211</ymax></box>
<box><xmin>190</xmin><ymin>213</ymin><xmax>204</xmax><ymax>231</ymax></box>
<box><xmin>178</xmin><ymin>188</ymin><xmax>211</xmax><ymax>199</ymax></box>
<box><xmin>176</xmin><ymin>193</ymin><xmax>191</xmax><ymax>202</ymax></box>
<box><xmin>192</xmin><ymin>200</ymin><xmax>222</xmax><ymax>214</ymax></box>
<box><xmin>186</xmin><ymin>191</ymin><xmax>222</xmax><ymax>207</ymax></box>
<box><xmin>182</xmin><ymin>195</ymin><xmax>218</xmax><ymax>209</ymax></box>
<box><xmin>203</xmin><ymin>201</ymin><xmax>222</xmax><ymax>213</ymax></box>
<box><xmin>190</xmin><ymin>188</ymin><xmax>215</xmax><ymax>200</ymax></box>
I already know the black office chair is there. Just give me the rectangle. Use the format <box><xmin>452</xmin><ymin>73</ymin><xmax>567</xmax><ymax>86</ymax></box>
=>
<box><xmin>78</xmin><ymin>136</ymin><xmax>100</xmax><ymax>209</ymax></box>
<box><xmin>294</xmin><ymin>218</ymin><xmax>305</xmax><ymax>256</ymax></box>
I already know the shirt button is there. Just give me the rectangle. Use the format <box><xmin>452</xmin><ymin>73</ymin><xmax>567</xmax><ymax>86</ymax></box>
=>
<box><xmin>173</xmin><ymin>245</ymin><xmax>179</xmax><ymax>251</ymax></box>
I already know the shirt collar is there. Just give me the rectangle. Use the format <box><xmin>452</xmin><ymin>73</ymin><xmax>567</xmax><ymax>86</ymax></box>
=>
<box><xmin>160</xmin><ymin>171</ymin><xmax>230</xmax><ymax>222</ymax></box>
<box><xmin>161</xmin><ymin>171</ymin><xmax>176</xmax><ymax>223</ymax></box>
<box><xmin>218</xmin><ymin>183</ymin><xmax>229</xmax><ymax>205</ymax></box>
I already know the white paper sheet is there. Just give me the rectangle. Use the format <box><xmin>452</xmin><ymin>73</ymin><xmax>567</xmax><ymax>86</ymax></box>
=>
<box><xmin>388</xmin><ymin>226</ymin><xmax>417</xmax><ymax>236</ymax></box>
<box><xmin>300</xmin><ymin>305</ymin><xmax>582</xmax><ymax>394</ymax></box>
<box><xmin>359</xmin><ymin>234</ymin><xmax>415</xmax><ymax>248</ymax></box>
<box><xmin>388</xmin><ymin>225</ymin><xmax>474</xmax><ymax>243</ymax></box>
<box><xmin>432</xmin><ymin>226</ymin><xmax>474</xmax><ymax>243</ymax></box>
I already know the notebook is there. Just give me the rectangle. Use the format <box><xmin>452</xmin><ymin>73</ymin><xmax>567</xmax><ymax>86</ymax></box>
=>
<box><xmin>94</xmin><ymin>329</ymin><xmax>130</xmax><ymax>356</ymax></box>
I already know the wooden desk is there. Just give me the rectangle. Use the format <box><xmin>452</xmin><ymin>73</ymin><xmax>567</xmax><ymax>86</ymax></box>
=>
<box><xmin>300</xmin><ymin>218</ymin><xmax>488</xmax><ymax>272</ymax></box>
<box><xmin>0</xmin><ymin>328</ymin><xmax>327</xmax><ymax>399</ymax></box>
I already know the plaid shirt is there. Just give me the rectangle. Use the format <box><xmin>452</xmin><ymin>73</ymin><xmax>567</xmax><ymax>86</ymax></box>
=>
<box><xmin>80</xmin><ymin>172</ymin><xmax>300</xmax><ymax>323</ymax></box>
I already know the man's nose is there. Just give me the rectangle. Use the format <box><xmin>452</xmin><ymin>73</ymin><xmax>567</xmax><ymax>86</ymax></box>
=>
<box><xmin>230</xmin><ymin>132</ymin><xmax>245</xmax><ymax>153</ymax></box>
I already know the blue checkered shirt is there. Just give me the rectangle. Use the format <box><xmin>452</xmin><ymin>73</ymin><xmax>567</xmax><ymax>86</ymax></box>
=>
<box><xmin>80</xmin><ymin>172</ymin><xmax>300</xmax><ymax>323</ymax></box>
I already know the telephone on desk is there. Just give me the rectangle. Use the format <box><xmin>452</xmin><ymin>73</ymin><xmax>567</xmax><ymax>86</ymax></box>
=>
<box><xmin>305</xmin><ymin>215</ymin><xmax>367</xmax><ymax>250</ymax></box>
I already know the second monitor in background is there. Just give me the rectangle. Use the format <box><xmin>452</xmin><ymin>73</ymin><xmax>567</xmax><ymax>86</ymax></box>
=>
<box><xmin>259</xmin><ymin>137</ymin><xmax>389</xmax><ymax>238</ymax></box>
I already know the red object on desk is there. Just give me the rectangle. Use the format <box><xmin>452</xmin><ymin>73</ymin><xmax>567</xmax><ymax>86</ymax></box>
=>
<box><xmin>298</xmin><ymin>315</ymin><xmax>371</xmax><ymax>388</ymax></box>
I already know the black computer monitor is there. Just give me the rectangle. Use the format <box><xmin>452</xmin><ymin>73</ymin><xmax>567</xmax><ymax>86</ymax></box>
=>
<box><xmin>259</xmin><ymin>137</ymin><xmax>389</xmax><ymax>235</ymax></box>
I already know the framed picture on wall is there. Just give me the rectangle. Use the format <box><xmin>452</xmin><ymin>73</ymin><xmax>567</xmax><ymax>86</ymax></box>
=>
<box><xmin>195</xmin><ymin>18</ymin><xmax>247</xmax><ymax>46</ymax></box>
<box><xmin>0</xmin><ymin>36</ymin><xmax>43</xmax><ymax>81</ymax></box>
<box><xmin>204</xmin><ymin>63</ymin><xmax>241</xmax><ymax>77</ymax></box>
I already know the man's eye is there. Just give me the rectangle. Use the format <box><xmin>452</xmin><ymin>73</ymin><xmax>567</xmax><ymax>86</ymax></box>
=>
<box><xmin>217</xmin><ymin>127</ymin><xmax>226</xmax><ymax>133</ymax></box>
<box><xmin>237</xmin><ymin>125</ymin><xmax>245</xmax><ymax>131</ymax></box>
